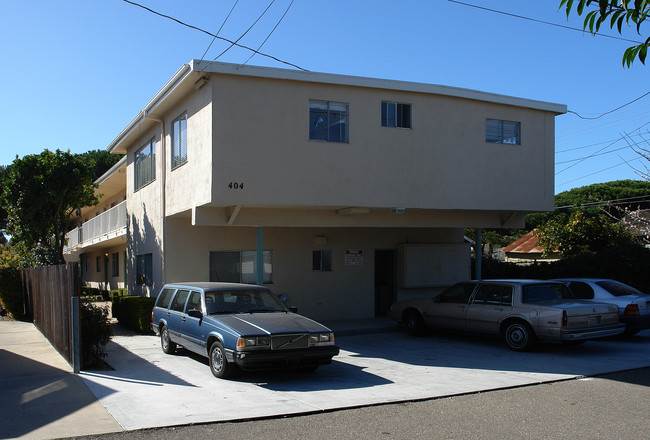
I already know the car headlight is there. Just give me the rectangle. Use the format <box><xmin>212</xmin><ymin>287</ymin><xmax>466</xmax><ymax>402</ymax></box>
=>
<box><xmin>237</xmin><ymin>336</ymin><xmax>270</xmax><ymax>350</ymax></box>
<box><xmin>309</xmin><ymin>333</ymin><xmax>334</xmax><ymax>346</ymax></box>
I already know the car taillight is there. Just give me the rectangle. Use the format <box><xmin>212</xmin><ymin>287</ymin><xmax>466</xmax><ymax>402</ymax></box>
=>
<box><xmin>152</xmin><ymin>307</ymin><xmax>155</xmax><ymax>323</ymax></box>
<box><xmin>562</xmin><ymin>310</ymin><xmax>568</xmax><ymax>327</ymax></box>
<box><xmin>624</xmin><ymin>304</ymin><xmax>640</xmax><ymax>316</ymax></box>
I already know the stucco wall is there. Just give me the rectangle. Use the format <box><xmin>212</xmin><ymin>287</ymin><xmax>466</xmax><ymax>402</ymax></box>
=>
<box><xmin>162</xmin><ymin>218</ymin><xmax>466</xmax><ymax>321</ymax></box>
<box><xmin>207</xmin><ymin>74</ymin><xmax>555</xmax><ymax>212</ymax></box>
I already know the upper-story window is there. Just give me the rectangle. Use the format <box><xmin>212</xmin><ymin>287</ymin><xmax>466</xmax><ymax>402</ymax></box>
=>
<box><xmin>486</xmin><ymin>119</ymin><xmax>520</xmax><ymax>145</ymax></box>
<box><xmin>381</xmin><ymin>101</ymin><xmax>411</xmax><ymax>128</ymax></box>
<box><xmin>134</xmin><ymin>139</ymin><xmax>156</xmax><ymax>191</ymax></box>
<box><xmin>171</xmin><ymin>112</ymin><xmax>188</xmax><ymax>169</ymax></box>
<box><xmin>309</xmin><ymin>100</ymin><xmax>348</xmax><ymax>143</ymax></box>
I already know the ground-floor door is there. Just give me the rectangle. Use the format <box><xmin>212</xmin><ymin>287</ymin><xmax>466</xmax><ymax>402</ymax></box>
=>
<box><xmin>375</xmin><ymin>249</ymin><xmax>395</xmax><ymax>317</ymax></box>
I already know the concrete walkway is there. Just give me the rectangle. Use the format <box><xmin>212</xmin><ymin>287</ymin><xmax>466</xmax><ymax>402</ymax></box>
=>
<box><xmin>2</xmin><ymin>318</ymin><xmax>650</xmax><ymax>439</ymax></box>
<box><xmin>0</xmin><ymin>320</ymin><xmax>122</xmax><ymax>440</ymax></box>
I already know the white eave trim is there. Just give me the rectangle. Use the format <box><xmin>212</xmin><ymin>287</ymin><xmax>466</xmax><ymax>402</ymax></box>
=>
<box><xmin>107</xmin><ymin>63</ymin><xmax>193</xmax><ymax>154</ymax></box>
<box><xmin>95</xmin><ymin>155</ymin><xmax>126</xmax><ymax>185</ymax></box>
<box><xmin>190</xmin><ymin>60</ymin><xmax>567</xmax><ymax>115</ymax></box>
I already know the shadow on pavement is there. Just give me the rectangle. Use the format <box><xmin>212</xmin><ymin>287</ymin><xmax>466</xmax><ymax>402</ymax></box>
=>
<box><xmin>0</xmin><ymin>349</ymin><xmax>100</xmax><ymax>439</ymax></box>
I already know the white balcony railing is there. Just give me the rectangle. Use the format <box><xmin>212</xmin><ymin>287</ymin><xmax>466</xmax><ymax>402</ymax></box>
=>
<box><xmin>64</xmin><ymin>201</ymin><xmax>126</xmax><ymax>253</ymax></box>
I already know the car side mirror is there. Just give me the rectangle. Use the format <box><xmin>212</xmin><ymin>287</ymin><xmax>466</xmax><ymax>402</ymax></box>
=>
<box><xmin>188</xmin><ymin>309</ymin><xmax>203</xmax><ymax>319</ymax></box>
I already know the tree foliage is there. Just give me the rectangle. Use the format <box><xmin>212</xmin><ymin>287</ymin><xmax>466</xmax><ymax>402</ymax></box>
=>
<box><xmin>560</xmin><ymin>0</ymin><xmax>650</xmax><ymax>67</ymax></box>
<box><xmin>1</xmin><ymin>149</ymin><xmax>100</xmax><ymax>265</ymax></box>
<box><xmin>535</xmin><ymin>211</ymin><xmax>635</xmax><ymax>257</ymax></box>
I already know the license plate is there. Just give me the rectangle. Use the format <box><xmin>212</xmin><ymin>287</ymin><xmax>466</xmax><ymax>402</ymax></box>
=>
<box><xmin>589</xmin><ymin>315</ymin><xmax>602</xmax><ymax>325</ymax></box>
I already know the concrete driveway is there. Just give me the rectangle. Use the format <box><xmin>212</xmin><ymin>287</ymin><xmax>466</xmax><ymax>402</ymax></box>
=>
<box><xmin>80</xmin><ymin>328</ymin><xmax>650</xmax><ymax>431</ymax></box>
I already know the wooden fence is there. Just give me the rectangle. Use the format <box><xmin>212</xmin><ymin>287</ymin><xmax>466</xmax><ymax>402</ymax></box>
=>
<box><xmin>22</xmin><ymin>263</ymin><xmax>80</xmax><ymax>367</ymax></box>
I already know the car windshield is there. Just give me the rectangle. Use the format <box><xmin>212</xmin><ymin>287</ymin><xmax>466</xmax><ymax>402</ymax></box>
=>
<box><xmin>596</xmin><ymin>280</ymin><xmax>645</xmax><ymax>297</ymax></box>
<box><xmin>205</xmin><ymin>290</ymin><xmax>289</xmax><ymax>314</ymax></box>
<box><xmin>522</xmin><ymin>283</ymin><xmax>574</xmax><ymax>303</ymax></box>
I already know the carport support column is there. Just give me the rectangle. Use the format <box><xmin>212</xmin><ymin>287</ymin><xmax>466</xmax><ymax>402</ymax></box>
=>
<box><xmin>256</xmin><ymin>227</ymin><xmax>264</xmax><ymax>286</ymax></box>
<box><xmin>475</xmin><ymin>228</ymin><xmax>482</xmax><ymax>280</ymax></box>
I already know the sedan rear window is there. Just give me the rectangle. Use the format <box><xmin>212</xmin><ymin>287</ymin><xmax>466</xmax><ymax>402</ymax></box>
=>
<box><xmin>596</xmin><ymin>280</ymin><xmax>644</xmax><ymax>296</ymax></box>
<box><xmin>522</xmin><ymin>283</ymin><xmax>573</xmax><ymax>303</ymax></box>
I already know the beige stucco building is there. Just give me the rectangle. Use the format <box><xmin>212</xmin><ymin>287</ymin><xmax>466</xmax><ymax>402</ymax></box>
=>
<box><xmin>65</xmin><ymin>60</ymin><xmax>566</xmax><ymax>321</ymax></box>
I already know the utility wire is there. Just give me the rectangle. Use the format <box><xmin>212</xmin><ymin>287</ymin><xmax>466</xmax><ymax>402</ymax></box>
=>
<box><xmin>199</xmin><ymin>0</ymin><xmax>240</xmax><ymax>63</ymax></box>
<box><xmin>243</xmin><ymin>0</ymin><xmax>295</xmax><ymax>66</ymax></box>
<box><xmin>121</xmin><ymin>0</ymin><xmax>307</xmax><ymax>71</ymax></box>
<box><xmin>211</xmin><ymin>0</ymin><xmax>277</xmax><ymax>62</ymax></box>
<box><xmin>446</xmin><ymin>0</ymin><xmax>643</xmax><ymax>44</ymax></box>
<box><xmin>567</xmin><ymin>91</ymin><xmax>650</xmax><ymax>120</ymax></box>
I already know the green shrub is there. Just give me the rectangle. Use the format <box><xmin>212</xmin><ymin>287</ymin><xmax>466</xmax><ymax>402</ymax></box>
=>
<box><xmin>81</xmin><ymin>286</ymin><xmax>100</xmax><ymax>298</ymax></box>
<box><xmin>109</xmin><ymin>288</ymin><xmax>127</xmax><ymax>301</ymax></box>
<box><xmin>112</xmin><ymin>296</ymin><xmax>156</xmax><ymax>334</ymax></box>
<box><xmin>0</xmin><ymin>247</ymin><xmax>27</xmax><ymax>320</ymax></box>
<box><xmin>80</xmin><ymin>301</ymin><xmax>113</xmax><ymax>369</ymax></box>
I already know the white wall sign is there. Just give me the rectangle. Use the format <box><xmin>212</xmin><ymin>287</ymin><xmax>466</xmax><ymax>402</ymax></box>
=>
<box><xmin>345</xmin><ymin>249</ymin><xmax>363</xmax><ymax>266</ymax></box>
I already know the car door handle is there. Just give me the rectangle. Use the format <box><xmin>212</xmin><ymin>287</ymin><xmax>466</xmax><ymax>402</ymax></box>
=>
<box><xmin>494</xmin><ymin>307</ymin><xmax>504</xmax><ymax>311</ymax></box>
<box><xmin>181</xmin><ymin>317</ymin><xmax>186</xmax><ymax>322</ymax></box>
<box><xmin>166</xmin><ymin>312</ymin><xmax>171</xmax><ymax>317</ymax></box>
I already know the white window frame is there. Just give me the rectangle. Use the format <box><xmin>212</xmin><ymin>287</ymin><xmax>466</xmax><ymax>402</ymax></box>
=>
<box><xmin>381</xmin><ymin>101</ymin><xmax>412</xmax><ymax>128</ymax></box>
<box><xmin>486</xmin><ymin>119</ymin><xmax>521</xmax><ymax>145</ymax></box>
<box><xmin>309</xmin><ymin>100</ymin><xmax>349</xmax><ymax>143</ymax></box>
<box><xmin>134</xmin><ymin>139</ymin><xmax>156</xmax><ymax>191</ymax></box>
<box><xmin>171</xmin><ymin>112</ymin><xmax>188</xmax><ymax>169</ymax></box>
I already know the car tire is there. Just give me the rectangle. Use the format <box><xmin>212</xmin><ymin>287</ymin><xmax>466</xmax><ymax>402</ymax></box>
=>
<box><xmin>405</xmin><ymin>310</ymin><xmax>426</xmax><ymax>337</ymax></box>
<box><xmin>503</xmin><ymin>321</ymin><xmax>536</xmax><ymax>351</ymax></box>
<box><xmin>161</xmin><ymin>325</ymin><xmax>177</xmax><ymax>354</ymax></box>
<box><xmin>209</xmin><ymin>341</ymin><xmax>233</xmax><ymax>379</ymax></box>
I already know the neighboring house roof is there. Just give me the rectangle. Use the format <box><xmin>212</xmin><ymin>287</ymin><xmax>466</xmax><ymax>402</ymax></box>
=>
<box><xmin>502</xmin><ymin>230</ymin><xmax>545</xmax><ymax>255</ymax></box>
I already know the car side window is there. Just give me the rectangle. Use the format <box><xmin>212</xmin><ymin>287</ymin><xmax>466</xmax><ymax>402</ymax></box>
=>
<box><xmin>185</xmin><ymin>291</ymin><xmax>202</xmax><ymax>313</ymax></box>
<box><xmin>156</xmin><ymin>288</ymin><xmax>175</xmax><ymax>309</ymax></box>
<box><xmin>170</xmin><ymin>289</ymin><xmax>190</xmax><ymax>312</ymax></box>
<box><xmin>568</xmin><ymin>282</ymin><xmax>594</xmax><ymax>299</ymax></box>
<box><xmin>473</xmin><ymin>285</ymin><xmax>513</xmax><ymax>306</ymax></box>
<box><xmin>437</xmin><ymin>283</ymin><xmax>476</xmax><ymax>304</ymax></box>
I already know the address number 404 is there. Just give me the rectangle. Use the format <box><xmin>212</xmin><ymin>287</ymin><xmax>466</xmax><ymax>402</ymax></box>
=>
<box><xmin>228</xmin><ymin>182</ymin><xmax>244</xmax><ymax>189</ymax></box>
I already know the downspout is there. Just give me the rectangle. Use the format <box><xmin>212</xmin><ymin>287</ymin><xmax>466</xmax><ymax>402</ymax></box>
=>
<box><xmin>144</xmin><ymin>114</ymin><xmax>166</xmax><ymax>289</ymax></box>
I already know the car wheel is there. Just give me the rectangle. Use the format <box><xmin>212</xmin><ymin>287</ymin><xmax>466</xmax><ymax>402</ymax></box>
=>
<box><xmin>405</xmin><ymin>310</ymin><xmax>426</xmax><ymax>337</ymax></box>
<box><xmin>503</xmin><ymin>321</ymin><xmax>535</xmax><ymax>351</ymax></box>
<box><xmin>161</xmin><ymin>325</ymin><xmax>177</xmax><ymax>354</ymax></box>
<box><xmin>209</xmin><ymin>341</ymin><xmax>233</xmax><ymax>379</ymax></box>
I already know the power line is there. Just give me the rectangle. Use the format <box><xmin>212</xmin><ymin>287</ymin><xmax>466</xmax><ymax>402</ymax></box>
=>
<box><xmin>211</xmin><ymin>0</ymin><xmax>278</xmax><ymax>63</ymax></box>
<box><xmin>199</xmin><ymin>0</ymin><xmax>240</xmax><ymax>63</ymax></box>
<box><xmin>567</xmin><ymin>91</ymin><xmax>650</xmax><ymax>120</ymax></box>
<box><xmin>446</xmin><ymin>0</ymin><xmax>643</xmax><ymax>44</ymax></box>
<box><xmin>243</xmin><ymin>0</ymin><xmax>295</xmax><ymax>66</ymax></box>
<box><xmin>556</xmin><ymin>194</ymin><xmax>650</xmax><ymax>209</ymax></box>
<box><xmin>121</xmin><ymin>0</ymin><xmax>307</xmax><ymax>71</ymax></box>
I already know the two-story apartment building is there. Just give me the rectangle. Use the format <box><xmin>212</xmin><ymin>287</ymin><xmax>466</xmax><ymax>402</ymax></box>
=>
<box><xmin>65</xmin><ymin>60</ymin><xmax>566</xmax><ymax>321</ymax></box>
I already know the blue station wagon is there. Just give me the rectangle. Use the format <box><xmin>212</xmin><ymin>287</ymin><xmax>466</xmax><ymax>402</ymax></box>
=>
<box><xmin>151</xmin><ymin>282</ymin><xmax>340</xmax><ymax>378</ymax></box>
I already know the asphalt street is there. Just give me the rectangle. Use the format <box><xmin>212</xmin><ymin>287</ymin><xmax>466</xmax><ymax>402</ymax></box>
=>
<box><xmin>72</xmin><ymin>367</ymin><xmax>650</xmax><ymax>440</ymax></box>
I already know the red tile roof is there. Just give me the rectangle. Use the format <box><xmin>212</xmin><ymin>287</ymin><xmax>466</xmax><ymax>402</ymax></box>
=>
<box><xmin>502</xmin><ymin>230</ymin><xmax>544</xmax><ymax>254</ymax></box>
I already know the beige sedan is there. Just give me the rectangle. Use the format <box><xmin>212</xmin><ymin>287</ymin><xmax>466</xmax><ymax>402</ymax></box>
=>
<box><xmin>390</xmin><ymin>280</ymin><xmax>626</xmax><ymax>351</ymax></box>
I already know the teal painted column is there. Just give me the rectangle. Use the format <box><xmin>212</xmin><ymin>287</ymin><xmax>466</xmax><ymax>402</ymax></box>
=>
<box><xmin>256</xmin><ymin>227</ymin><xmax>264</xmax><ymax>286</ymax></box>
<box><xmin>475</xmin><ymin>228</ymin><xmax>482</xmax><ymax>280</ymax></box>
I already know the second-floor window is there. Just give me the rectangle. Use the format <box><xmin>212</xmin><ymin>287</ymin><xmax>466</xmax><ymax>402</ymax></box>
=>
<box><xmin>381</xmin><ymin>101</ymin><xmax>411</xmax><ymax>128</ymax></box>
<box><xmin>171</xmin><ymin>112</ymin><xmax>188</xmax><ymax>169</ymax></box>
<box><xmin>134</xmin><ymin>139</ymin><xmax>156</xmax><ymax>191</ymax></box>
<box><xmin>309</xmin><ymin>100</ymin><xmax>348</xmax><ymax>143</ymax></box>
<box><xmin>486</xmin><ymin>119</ymin><xmax>520</xmax><ymax>145</ymax></box>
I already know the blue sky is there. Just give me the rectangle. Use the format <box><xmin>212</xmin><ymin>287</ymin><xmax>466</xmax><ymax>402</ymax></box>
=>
<box><xmin>1</xmin><ymin>0</ymin><xmax>649</xmax><ymax>194</ymax></box>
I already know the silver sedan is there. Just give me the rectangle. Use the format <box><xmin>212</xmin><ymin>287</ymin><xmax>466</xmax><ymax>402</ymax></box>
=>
<box><xmin>390</xmin><ymin>280</ymin><xmax>625</xmax><ymax>351</ymax></box>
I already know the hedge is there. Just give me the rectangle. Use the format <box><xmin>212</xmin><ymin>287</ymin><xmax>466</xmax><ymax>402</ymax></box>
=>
<box><xmin>112</xmin><ymin>295</ymin><xmax>156</xmax><ymax>334</ymax></box>
<box><xmin>0</xmin><ymin>248</ymin><xmax>27</xmax><ymax>320</ymax></box>
<box><xmin>476</xmin><ymin>242</ymin><xmax>650</xmax><ymax>293</ymax></box>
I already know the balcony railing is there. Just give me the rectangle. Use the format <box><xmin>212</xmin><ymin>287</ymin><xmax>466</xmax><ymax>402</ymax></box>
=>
<box><xmin>64</xmin><ymin>201</ymin><xmax>126</xmax><ymax>253</ymax></box>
